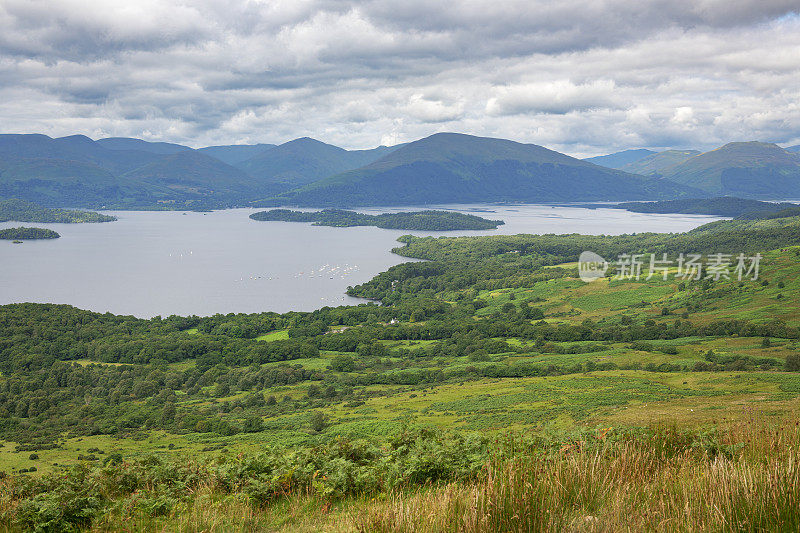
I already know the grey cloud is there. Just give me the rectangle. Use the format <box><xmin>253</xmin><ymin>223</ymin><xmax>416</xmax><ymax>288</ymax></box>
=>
<box><xmin>0</xmin><ymin>1</ymin><xmax>798</xmax><ymax>153</ymax></box>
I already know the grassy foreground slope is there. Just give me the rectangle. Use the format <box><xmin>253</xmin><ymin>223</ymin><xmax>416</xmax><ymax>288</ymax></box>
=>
<box><xmin>2</xmin><ymin>215</ymin><xmax>800</xmax><ymax>530</ymax></box>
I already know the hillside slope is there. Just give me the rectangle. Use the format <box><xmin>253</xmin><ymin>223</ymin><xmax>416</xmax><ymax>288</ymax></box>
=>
<box><xmin>583</xmin><ymin>149</ymin><xmax>655</xmax><ymax>169</ymax></box>
<box><xmin>661</xmin><ymin>142</ymin><xmax>800</xmax><ymax>197</ymax></box>
<box><xmin>122</xmin><ymin>151</ymin><xmax>273</xmax><ymax>202</ymax></box>
<box><xmin>237</xmin><ymin>137</ymin><xmax>397</xmax><ymax>190</ymax></box>
<box><xmin>620</xmin><ymin>149</ymin><xmax>701</xmax><ymax>176</ymax></box>
<box><xmin>197</xmin><ymin>144</ymin><xmax>276</xmax><ymax>165</ymax></box>
<box><xmin>268</xmin><ymin>133</ymin><xmax>698</xmax><ymax>207</ymax></box>
<box><xmin>96</xmin><ymin>137</ymin><xmax>191</xmax><ymax>155</ymax></box>
<box><xmin>0</xmin><ymin>156</ymin><xmax>151</xmax><ymax>206</ymax></box>
<box><xmin>0</xmin><ymin>134</ymin><xmax>275</xmax><ymax>207</ymax></box>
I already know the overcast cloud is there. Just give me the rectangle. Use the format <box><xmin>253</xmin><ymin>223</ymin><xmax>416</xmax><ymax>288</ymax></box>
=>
<box><xmin>0</xmin><ymin>0</ymin><xmax>798</xmax><ymax>155</ymax></box>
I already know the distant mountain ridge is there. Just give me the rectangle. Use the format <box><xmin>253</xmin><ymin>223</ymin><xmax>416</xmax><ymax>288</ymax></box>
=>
<box><xmin>236</xmin><ymin>137</ymin><xmax>398</xmax><ymax>189</ymax></box>
<box><xmin>620</xmin><ymin>150</ymin><xmax>701</xmax><ymax>176</ymax></box>
<box><xmin>96</xmin><ymin>137</ymin><xmax>192</xmax><ymax>155</ymax></box>
<box><xmin>658</xmin><ymin>142</ymin><xmax>800</xmax><ymax>197</ymax></box>
<box><xmin>0</xmin><ymin>134</ymin><xmax>255</xmax><ymax>207</ymax></box>
<box><xmin>582</xmin><ymin>149</ymin><xmax>655</xmax><ymax>169</ymax></box>
<box><xmin>0</xmin><ymin>133</ymin><xmax>402</xmax><ymax>207</ymax></box>
<box><xmin>196</xmin><ymin>144</ymin><xmax>275</xmax><ymax>165</ymax></box>
<box><xmin>2</xmin><ymin>132</ymin><xmax>800</xmax><ymax>208</ymax></box>
<box><xmin>265</xmin><ymin>133</ymin><xmax>699</xmax><ymax>207</ymax></box>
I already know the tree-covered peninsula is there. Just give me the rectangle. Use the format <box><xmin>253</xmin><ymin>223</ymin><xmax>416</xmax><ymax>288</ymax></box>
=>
<box><xmin>249</xmin><ymin>208</ymin><xmax>504</xmax><ymax>230</ymax></box>
<box><xmin>0</xmin><ymin>198</ymin><xmax>116</xmax><ymax>223</ymax></box>
<box><xmin>0</xmin><ymin>226</ymin><xmax>60</xmax><ymax>239</ymax></box>
<box><xmin>612</xmin><ymin>197</ymin><xmax>799</xmax><ymax>218</ymax></box>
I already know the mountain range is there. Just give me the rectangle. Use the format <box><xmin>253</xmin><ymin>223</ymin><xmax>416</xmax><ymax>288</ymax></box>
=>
<box><xmin>582</xmin><ymin>149</ymin><xmax>656</xmax><ymax>169</ymax></box>
<box><xmin>264</xmin><ymin>133</ymin><xmax>695</xmax><ymax>206</ymax></box>
<box><xmin>1</xmin><ymin>132</ymin><xmax>799</xmax><ymax>208</ymax></box>
<box><xmin>589</xmin><ymin>142</ymin><xmax>800</xmax><ymax>199</ymax></box>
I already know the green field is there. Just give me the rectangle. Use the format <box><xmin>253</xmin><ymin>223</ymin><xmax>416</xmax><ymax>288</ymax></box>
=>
<box><xmin>3</xmin><ymin>215</ymin><xmax>800</xmax><ymax>530</ymax></box>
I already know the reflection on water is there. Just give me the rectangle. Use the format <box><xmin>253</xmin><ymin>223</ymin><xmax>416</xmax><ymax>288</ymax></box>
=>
<box><xmin>0</xmin><ymin>204</ymin><xmax>724</xmax><ymax>317</ymax></box>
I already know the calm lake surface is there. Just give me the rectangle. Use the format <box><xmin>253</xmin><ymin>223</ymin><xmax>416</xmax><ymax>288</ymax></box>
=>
<box><xmin>0</xmin><ymin>204</ymin><xmax>724</xmax><ymax>317</ymax></box>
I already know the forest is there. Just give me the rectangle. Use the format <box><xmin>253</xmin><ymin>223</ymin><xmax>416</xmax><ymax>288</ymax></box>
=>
<box><xmin>0</xmin><ymin>198</ymin><xmax>116</xmax><ymax>223</ymax></box>
<box><xmin>249</xmin><ymin>208</ymin><xmax>504</xmax><ymax>230</ymax></box>
<box><xmin>2</xmin><ymin>214</ymin><xmax>800</xmax><ymax>530</ymax></box>
<box><xmin>0</xmin><ymin>227</ymin><xmax>60</xmax><ymax>240</ymax></box>
<box><xmin>612</xmin><ymin>196</ymin><xmax>799</xmax><ymax>218</ymax></box>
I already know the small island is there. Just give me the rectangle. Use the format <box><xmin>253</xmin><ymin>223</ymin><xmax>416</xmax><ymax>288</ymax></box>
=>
<box><xmin>249</xmin><ymin>209</ymin><xmax>505</xmax><ymax>230</ymax></box>
<box><xmin>0</xmin><ymin>198</ymin><xmax>117</xmax><ymax>223</ymax></box>
<box><xmin>611</xmin><ymin>197</ymin><xmax>799</xmax><ymax>219</ymax></box>
<box><xmin>0</xmin><ymin>227</ymin><xmax>60</xmax><ymax>240</ymax></box>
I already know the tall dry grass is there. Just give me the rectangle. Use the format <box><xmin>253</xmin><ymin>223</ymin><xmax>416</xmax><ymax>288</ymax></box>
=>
<box><xmin>4</xmin><ymin>416</ymin><xmax>797</xmax><ymax>532</ymax></box>
<box><xmin>356</xmin><ymin>417</ymin><xmax>800</xmax><ymax>532</ymax></box>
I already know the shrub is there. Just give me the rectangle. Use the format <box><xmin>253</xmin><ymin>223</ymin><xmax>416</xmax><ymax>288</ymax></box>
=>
<box><xmin>309</xmin><ymin>412</ymin><xmax>328</xmax><ymax>433</ymax></box>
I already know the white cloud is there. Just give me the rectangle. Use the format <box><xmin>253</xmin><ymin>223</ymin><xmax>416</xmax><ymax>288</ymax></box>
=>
<box><xmin>0</xmin><ymin>0</ymin><xmax>797</xmax><ymax>153</ymax></box>
<box><xmin>486</xmin><ymin>80</ymin><xmax>620</xmax><ymax>116</ymax></box>
<box><xmin>404</xmin><ymin>94</ymin><xmax>464</xmax><ymax>123</ymax></box>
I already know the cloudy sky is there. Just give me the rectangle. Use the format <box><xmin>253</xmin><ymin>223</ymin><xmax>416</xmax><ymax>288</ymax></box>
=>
<box><xmin>1</xmin><ymin>0</ymin><xmax>799</xmax><ymax>155</ymax></box>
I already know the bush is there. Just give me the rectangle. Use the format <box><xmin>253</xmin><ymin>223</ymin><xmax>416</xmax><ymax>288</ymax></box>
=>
<box><xmin>331</xmin><ymin>354</ymin><xmax>356</xmax><ymax>372</ymax></box>
<box><xmin>309</xmin><ymin>412</ymin><xmax>328</xmax><ymax>433</ymax></box>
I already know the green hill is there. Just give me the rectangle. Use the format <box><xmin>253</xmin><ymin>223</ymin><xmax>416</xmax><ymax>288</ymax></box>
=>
<box><xmin>0</xmin><ymin>134</ymin><xmax>164</xmax><ymax>174</ymax></box>
<box><xmin>266</xmin><ymin>133</ymin><xmax>698</xmax><ymax>207</ymax></box>
<box><xmin>237</xmin><ymin>137</ymin><xmax>397</xmax><ymax>190</ymax></box>
<box><xmin>661</xmin><ymin>142</ymin><xmax>800</xmax><ymax>197</ymax></box>
<box><xmin>122</xmin><ymin>151</ymin><xmax>274</xmax><ymax>202</ymax></box>
<box><xmin>582</xmin><ymin>148</ymin><xmax>655</xmax><ymax>169</ymax></box>
<box><xmin>620</xmin><ymin>149</ymin><xmax>701</xmax><ymax>176</ymax></box>
<box><xmin>0</xmin><ymin>156</ymin><xmax>150</xmax><ymax>207</ymax></box>
<box><xmin>0</xmin><ymin>134</ymin><xmax>280</xmax><ymax>207</ymax></box>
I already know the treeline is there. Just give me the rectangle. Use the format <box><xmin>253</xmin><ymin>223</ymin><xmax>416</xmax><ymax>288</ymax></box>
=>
<box><xmin>0</xmin><ymin>198</ymin><xmax>116</xmax><ymax>223</ymax></box>
<box><xmin>2</xmin><ymin>297</ymin><xmax>798</xmax><ymax>445</ymax></box>
<box><xmin>0</xmin><ymin>227</ymin><xmax>60</xmax><ymax>240</ymax></box>
<box><xmin>250</xmin><ymin>208</ymin><xmax>504</xmax><ymax>230</ymax></box>
<box><xmin>390</xmin><ymin>215</ymin><xmax>800</xmax><ymax>265</ymax></box>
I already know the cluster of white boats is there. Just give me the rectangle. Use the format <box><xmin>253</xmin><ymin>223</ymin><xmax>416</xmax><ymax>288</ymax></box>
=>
<box><xmin>293</xmin><ymin>263</ymin><xmax>361</xmax><ymax>280</ymax></box>
<box><xmin>233</xmin><ymin>263</ymin><xmax>361</xmax><ymax>283</ymax></box>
